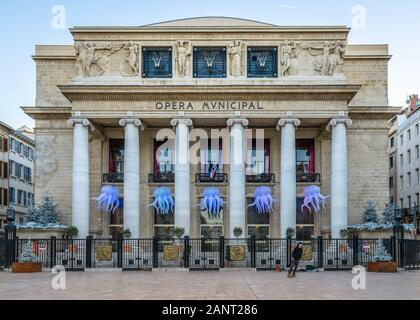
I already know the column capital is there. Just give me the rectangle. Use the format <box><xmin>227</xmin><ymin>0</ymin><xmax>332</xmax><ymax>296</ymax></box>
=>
<box><xmin>171</xmin><ymin>118</ymin><xmax>193</xmax><ymax>128</ymax></box>
<box><xmin>227</xmin><ymin>118</ymin><xmax>249</xmax><ymax>127</ymax></box>
<box><xmin>119</xmin><ymin>118</ymin><xmax>145</xmax><ymax>131</ymax></box>
<box><xmin>276</xmin><ymin>118</ymin><xmax>301</xmax><ymax>131</ymax></box>
<box><xmin>327</xmin><ymin>118</ymin><xmax>352</xmax><ymax>131</ymax></box>
<box><xmin>67</xmin><ymin>118</ymin><xmax>95</xmax><ymax>132</ymax></box>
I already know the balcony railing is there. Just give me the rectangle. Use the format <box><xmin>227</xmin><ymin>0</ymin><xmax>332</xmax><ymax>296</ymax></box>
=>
<box><xmin>246</xmin><ymin>173</ymin><xmax>275</xmax><ymax>183</ymax></box>
<box><xmin>148</xmin><ymin>171</ymin><xmax>175</xmax><ymax>183</ymax></box>
<box><xmin>103</xmin><ymin>173</ymin><xmax>124</xmax><ymax>183</ymax></box>
<box><xmin>196</xmin><ymin>172</ymin><xmax>228</xmax><ymax>183</ymax></box>
<box><xmin>296</xmin><ymin>172</ymin><xmax>321</xmax><ymax>183</ymax></box>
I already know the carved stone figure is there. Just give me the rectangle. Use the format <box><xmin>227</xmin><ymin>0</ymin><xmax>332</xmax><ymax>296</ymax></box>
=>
<box><xmin>228</xmin><ymin>40</ymin><xmax>243</xmax><ymax>76</ymax></box>
<box><xmin>327</xmin><ymin>41</ymin><xmax>346</xmax><ymax>76</ymax></box>
<box><xmin>280</xmin><ymin>40</ymin><xmax>297</xmax><ymax>76</ymax></box>
<box><xmin>122</xmin><ymin>41</ymin><xmax>139</xmax><ymax>76</ymax></box>
<box><xmin>176</xmin><ymin>40</ymin><xmax>192</xmax><ymax>77</ymax></box>
<box><xmin>75</xmin><ymin>41</ymin><xmax>121</xmax><ymax>77</ymax></box>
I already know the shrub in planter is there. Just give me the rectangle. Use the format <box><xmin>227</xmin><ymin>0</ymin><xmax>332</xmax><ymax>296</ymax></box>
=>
<box><xmin>286</xmin><ymin>228</ymin><xmax>296</xmax><ymax>238</ymax></box>
<box><xmin>233</xmin><ymin>227</ymin><xmax>243</xmax><ymax>239</ymax></box>
<box><xmin>122</xmin><ymin>229</ymin><xmax>133</xmax><ymax>252</ymax></box>
<box><xmin>65</xmin><ymin>226</ymin><xmax>79</xmax><ymax>238</ymax></box>
<box><xmin>367</xmin><ymin>239</ymin><xmax>397</xmax><ymax>273</ymax></box>
<box><xmin>12</xmin><ymin>241</ymin><xmax>42</xmax><ymax>273</ymax></box>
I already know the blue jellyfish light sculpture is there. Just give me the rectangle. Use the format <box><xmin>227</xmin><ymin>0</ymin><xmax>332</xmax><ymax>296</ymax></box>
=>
<box><xmin>247</xmin><ymin>186</ymin><xmax>274</xmax><ymax>215</ymax></box>
<box><xmin>148</xmin><ymin>187</ymin><xmax>174</xmax><ymax>215</ymax></box>
<box><xmin>301</xmin><ymin>186</ymin><xmax>329</xmax><ymax>213</ymax></box>
<box><xmin>96</xmin><ymin>186</ymin><xmax>121</xmax><ymax>214</ymax></box>
<box><xmin>201</xmin><ymin>187</ymin><xmax>224</xmax><ymax>219</ymax></box>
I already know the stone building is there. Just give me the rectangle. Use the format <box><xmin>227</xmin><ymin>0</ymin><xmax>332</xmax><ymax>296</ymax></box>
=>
<box><xmin>0</xmin><ymin>122</ymin><xmax>13</xmax><ymax>232</ymax></box>
<box><xmin>8</xmin><ymin>126</ymin><xmax>35</xmax><ymax>224</ymax></box>
<box><xmin>23</xmin><ymin>17</ymin><xmax>398</xmax><ymax>240</ymax></box>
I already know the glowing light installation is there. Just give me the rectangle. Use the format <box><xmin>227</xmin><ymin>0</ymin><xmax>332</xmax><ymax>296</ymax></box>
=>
<box><xmin>96</xmin><ymin>186</ymin><xmax>121</xmax><ymax>214</ymax></box>
<box><xmin>201</xmin><ymin>187</ymin><xmax>224</xmax><ymax>218</ymax></box>
<box><xmin>148</xmin><ymin>187</ymin><xmax>175</xmax><ymax>215</ymax></box>
<box><xmin>247</xmin><ymin>186</ymin><xmax>274</xmax><ymax>215</ymax></box>
<box><xmin>301</xmin><ymin>185</ymin><xmax>329</xmax><ymax>213</ymax></box>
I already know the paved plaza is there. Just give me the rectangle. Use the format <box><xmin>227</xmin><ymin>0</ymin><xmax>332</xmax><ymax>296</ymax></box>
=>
<box><xmin>0</xmin><ymin>270</ymin><xmax>419</xmax><ymax>300</ymax></box>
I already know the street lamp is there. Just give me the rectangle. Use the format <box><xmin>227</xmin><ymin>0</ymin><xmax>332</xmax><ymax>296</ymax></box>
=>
<box><xmin>6</xmin><ymin>207</ymin><xmax>15</xmax><ymax>224</ymax></box>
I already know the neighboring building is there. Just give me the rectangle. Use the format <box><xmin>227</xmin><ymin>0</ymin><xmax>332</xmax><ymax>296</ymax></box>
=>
<box><xmin>0</xmin><ymin>122</ymin><xmax>13</xmax><ymax>233</ymax></box>
<box><xmin>394</xmin><ymin>95</ymin><xmax>420</xmax><ymax>211</ymax></box>
<box><xmin>388</xmin><ymin>114</ymin><xmax>398</xmax><ymax>205</ymax></box>
<box><xmin>24</xmin><ymin>17</ymin><xmax>398</xmax><ymax>240</ymax></box>
<box><xmin>8</xmin><ymin>126</ymin><xmax>35</xmax><ymax>224</ymax></box>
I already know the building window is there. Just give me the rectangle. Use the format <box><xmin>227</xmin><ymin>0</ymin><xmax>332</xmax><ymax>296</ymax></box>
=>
<box><xmin>142</xmin><ymin>47</ymin><xmax>172</xmax><ymax>78</ymax></box>
<box><xmin>389</xmin><ymin>156</ymin><xmax>394</xmax><ymax>169</ymax></box>
<box><xmin>247</xmin><ymin>47</ymin><xmax>278</xmax><ymax>78</ymax></box>
<box><xmin>109</xmin><ymin>140</ymin><xmax>124</xmax><ymax>175</ymax></box>
<box><xmin>408</xmin><ymin>150</ymin><xmax>412</xmax><ymax>164</ymax></box>
<box><xmin>153</xmin><ymin>138</ymin><xmax>174</xmax><ymax>175</ymax></box>
<box><xmin>408</xmin><ymin>196</ymin><xmax>412</xmax><ymax>208</ymax></box>
<box><xmin>408</xmin><ymin>172</ymin><xmax>412</xmax><ymax>187</ymax></box>
<box><xmin>416</xmin><ymin>124</ymin><xmax>419</xmax><ymax>136</ymax></box>
<box><xmin>390</xmin><ymin>137</ymin><xmax>394</xmax><ymax>148</ymax></box>
<box><xmin>17</xmin><ymin>190</ymin><xmax>23</xmax><ymax>205</ymax></box>
<box><xmin>400</xmin><ymin>198</ymin><xmax>404</xmax><ymax>209</ymax></box>
<box><xmin>400</xmin><ymin>176</ymin><xmax>404</xmax><ymax>190</ymax></box>
<box><xmin>154</xmin><ymin>205</ymin><xmax>175</xmax><ymax>238</ymax></box>
<box><xmin>400</xmin><ymin>154</ymin><xmax>404</xmax><ymax>168</ymax></box>
<box><xmin>200</xmin><ymin>138</ymin><xmax>224</xmax><ymax>175</ymax></box>
<box><xmin>201</xmin><ymin>194</ymin><xmax>224</xmax><ymax>238</ymax></box>
<box><xmin>416</xmin><ymin>193</ymin><xmax>420</xmax><ymax>206</ymax></box>
<box><xmin>416</xmin><ymin>145</ymin><xmax>419</xmax><ymax>159</ymax></box>
<box><xmin>416</xmin><ymin>169</ymin><xmax>420</xmax><ymax>185</ymax></box>
<box><xmin>389</xmin><ymin>177</ymin><xmax>394</xmax><ymax>189</ymax></box>
<box><xmin>296</xmin><ymin>139</ymin><xmax>315</xmax><ymax>176</ymax></box>
<box><xmin>408</xmin><ymin>129</ymin><xmax>411</xmax><ymax>141</ymax></box>
<box><xmin>296</xmin><ymin>197</ymin><xmax>315</xmax><ymax>241</ymax></box>
<box><xmin>246</xmin><ymin>139</ymin><xmax>270</xmax><ymax>176</ymax></box>
<box><xmin>193</xmin><ymin>47</ymin><xmax>227</xmax><ymax>78</ymax></box>
<box><xmin>400</xmin><ymin>135</ymin><xmax>404</xmax><ymax>146</ymax></box>
<box><xmin>247</xmin><ymin>198</ymin><xmax>270</xmax><ymax>238</ymax></box>
<box><xmin>9</xmin><ymin>188</ymin><xmax>15</xmax><ymax>203</ymax></box>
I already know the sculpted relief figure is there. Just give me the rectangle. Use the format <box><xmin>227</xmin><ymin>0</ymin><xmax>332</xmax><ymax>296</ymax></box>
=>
<box><xmin>121</xmin><ymin>41</ymin><xmax>139</xmax><ymax>76</ymax></box>
<box><xmin>75</xmin><ymin>41</ymin><xmax>122</xmax><ymax>77</ymax></box>
<box><xmin>298</xmin><ymin>41</ymin><xmax>347</xmax><ymax>76</ymax></box>
<box><xmin>280</xmin><ymin>40</ymin><xmax>297</xmax><ymax>76</ymax></box>
<box><xmin>228</xmin><ymin>40</ymin><xmax>243</xmax><ymax>76</ymax></box>
<box><xmin>176</xmin><ymin>40</ymin><xmax>192</xmax><ymax>77</ymax></box>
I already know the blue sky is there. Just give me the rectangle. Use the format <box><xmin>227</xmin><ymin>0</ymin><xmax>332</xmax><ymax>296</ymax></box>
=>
<box><xmin>0</xmin><ymin>0</ymin><xmax>419</xmax><ymax>128</ymax></box>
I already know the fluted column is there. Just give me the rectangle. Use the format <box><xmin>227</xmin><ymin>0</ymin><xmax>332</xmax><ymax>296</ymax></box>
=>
<box><xmin>119</xmin><ymin>118</ymin><xmax>144</xmax><ymax>239</ymax></box>
<box><xmin>277</xmin><ymin>117</ymin><xmax>300</xmax><ymax>238</ymax></box>
<box><xmin>328</xmin><ymin>118</ymin><xmax>352</xmax><ymax>238</ymax></box>
<box><xmin>171</xmin><ymin>118</ymin><xmax>193</xmax><ymax>236</ymax></box>
<box><xmin>227</xmin><ymin>118</ymin><xmax>249</xmax><ymax>238</ymax></box>
<box><xmin>68</xmin><ymin>118</ymin><xmax>94</xmax><ymax>238</ymax></box>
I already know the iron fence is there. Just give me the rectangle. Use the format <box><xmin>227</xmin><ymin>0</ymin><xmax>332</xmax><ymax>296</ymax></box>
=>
<box><xmin>2</xmin><ymin>236</ymin><xmax>420</xmax><ymax>271</ymax></box>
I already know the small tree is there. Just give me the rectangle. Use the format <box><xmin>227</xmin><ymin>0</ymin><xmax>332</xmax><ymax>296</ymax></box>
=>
<box><xmin>122</xmin><ymin>228</ymin><xmax>132</xmax><ymax>239</ymax></box>
<box><xmin>286</xmin><ymin>228</ymin><xmax>296</xmax><ymax>238</ymax></box>
<box><xmin>173</xmin><ymin>227</ymin><xmax>185</xmax><ymax>239</ymax></box>
<box><xmin>18</xmin><ymin>241</ymin><xmax>39</xmax><ymax>263</ymax></box>
<box><xmin>382</xmin><ymin>203</ymin><xmax>397</xmax><ymax>225</ymax></box>
<box><xmin>38</xmin><ymin>196</ymin><xmax>59</xmax><ymax>225</ymax></box>
<box><xmin>65</xmin><ymin>226</ymin><xmax>79</xmax><ymax>238</ymax></box>
<box><xmin>361</xmin><ymin>200</ymin><xmax>378</xmax><ymax>224</ymax></box>
<box><xmin>233</xmin><ymin>227</ymin><xmax>243</xmax><ymax>239</ymax></box>
<box><xmin>26</xmin><ymin>201</ymin><xmax>39</xmax><ymax>224</ymax></box>
<box><xmin>340</xmin><ymin>229</ymin><xmax>348</xmax><ymax>239</ymax></box>
<box><xmin>373</xmin><ymin>239</ymin><xmax>392</xmax><ymax>262</ymax></box>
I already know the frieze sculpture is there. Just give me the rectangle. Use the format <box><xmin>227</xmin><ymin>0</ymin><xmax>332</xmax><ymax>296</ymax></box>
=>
<box><xmin>280</xmin><ymin>40</ymin><xmax>298</xmax><ymax>76</ymax></box>
<box><xmin>75</xmin><ymin>41</ymin><xmax>122</xmax><ymax>77</ymax></box>
<box><xmin>121</xmin><ymin>41</ymin><xmax>139</xmax><ymax>76</ymax></box>
<box><xmin>176</xmin><ymin>40</ymin><xmax>192</xmax><ymax>77</ymax></box>
<box><xmin>228</xmin><ymin>40</ymin><xmax>243</xmax><ymax>76</ymax></box>
<box><xmin>297</xmin><ymin>40</ymin><xmax>347</xmax><ymax>76</ymax></box>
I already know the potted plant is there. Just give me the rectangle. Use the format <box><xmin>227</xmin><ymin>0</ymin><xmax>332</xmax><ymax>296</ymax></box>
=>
<box><xmin>286</xmin><ymin>228</ymin><xmax>296</xmax><ymax>238</ymax></box>
<box><xmin>65</xmin><ymin>226</ymin><xmax>79</xmax><ymax>253</ymax></box>
<box><xmin>12</xmin><ymin>240</ymin><xmax>42</xmax><ymax>273</ymax></box>
<box><xmin>122</xmin><ymin>228</ymin><xmax>132</xmax><ymax>253</ymax></box>
<box><xmin>173</xmin><ymin>227</ymin><xmax>185</xmax><ymax>240</ymax></box>
<box><xmin>367</xmin><ymin>239</ymin><xmax>397</xmax><ymax>273</ymax></box>
<box><xmin>339</xmin><ymin>229</ymin><xmax>348</xmax><ymax>239</ymax></box>
<box><xmin>233</xmin><ymin>227</ymin><xmax>243</xmax><ymax>239</ymax></box>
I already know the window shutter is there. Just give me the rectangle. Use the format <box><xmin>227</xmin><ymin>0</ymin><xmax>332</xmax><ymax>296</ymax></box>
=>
<box><xmin>4</xmin><ymin>138</ymin><xmax>8</xmax><ymax>152</ymax></box>
<box><xmin>3</xmin><ymin>189</ymin><xmax>7</xmax><ymax>206</ymax></box>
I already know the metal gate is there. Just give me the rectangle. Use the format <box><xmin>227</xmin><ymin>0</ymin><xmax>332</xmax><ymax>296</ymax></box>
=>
<box><xmin>404</xmin><ymin>240</ymin><xmax>420</xmax><ymax>270</ymax></box>
<box><xmin>122</xmin><ymin>238</ymin><xmax>153</xmax><ymax>270</ymax></box>
<box><xmin>256</xmin><ymin>239</ymin><xmax>289</xmax><ymax>270</ymax></box>
<box><xmin>55</xmin><ymin>239</ymin><xmax>86</xmax><ymax>271</ymax></box>
<box><xmin>189</xmin><ymin>238</ymin><xmax>220</xmax><ymax>270</ymax></box>
<box><xmin>0</xmin><ymin>239</ymin><xmax>4</xmax><ymax>269</ymax></box>
<box><xmin>323</xmin><ymin>239</ymin><xmax>354</xmax><ymax>270</ymax></box>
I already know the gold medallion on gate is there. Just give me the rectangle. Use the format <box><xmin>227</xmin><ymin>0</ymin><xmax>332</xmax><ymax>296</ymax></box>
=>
<box><xmin>230</xmin><ymin>245</ymin><xmax>246</xmax><ymax>261</ymax></box>
<box><xmin>163</xmin><ymin>245</ymin><xmax>180</xmax><ymax>261</ymax></box>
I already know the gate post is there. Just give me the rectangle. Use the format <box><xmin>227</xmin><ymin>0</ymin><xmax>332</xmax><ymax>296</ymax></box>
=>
<box><xmin>286</xmin><ymin>236</ymin><xmax>292</xmax><ymax>267</ymax></box>
<box><xmin>390</xmin><ymin>235</ymin><xmax>396</xmax><ymax>262</ymax></box>
<box><xmin>219</xmin><ymin>236</ymin><xmax>225</xmax><ymax>269</ymax></box>
<box><xmin>152</xmin><ymin>236</ymin><xmax>158</xmax><ymax>268</ymax></box>
<box><xmin>250</xmin><ymin>235</ymin><xmax>256</xmax><ymax>268</ymax></box>
<box><xmin>317</xmin><ymin>236</ymin><xmax>323</xmax><ymax>268</ymax></box>
<box><xmin>50</xmin><ymin>236</ymin><xmax>57</xmax><ymax>269</ymax></box>
<box><xmin>399</xmin><ymin>227</ymin><xmax>405</xmax><ymax>268</ymax></box>
<box><xmin>183</xmin><ymin>236</ymin><xmax>189</xmax><ymax>269</ymax></box>
<box><xmin>4</xmin><ymin>222</ymin><xmax>17</xmax><ymax>269</ymax></box>
<box><xmin>352</xmin><ymin>235</ymin><xmax>359</xmax><ymax>266</ymax></box>
<box><xmin>85</xmin><ymin>236</ymin><xmax>92</xmax><ymax>269</ymax></box>
<box><xmin>117</xmin><ymin>235</ymin><xmax>123</xmax><ymax>268</ymax></box>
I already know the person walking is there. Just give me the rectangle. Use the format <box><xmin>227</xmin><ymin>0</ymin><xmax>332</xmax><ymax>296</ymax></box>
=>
<box><xmin>288</xmin><ymin>243</ymin><xmax>303</xmax><ymax>278</ymax></box>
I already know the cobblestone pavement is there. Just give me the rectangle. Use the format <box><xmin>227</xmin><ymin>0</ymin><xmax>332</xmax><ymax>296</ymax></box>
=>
<box><xmin>0</xmin><ymin>270</ymin><xmax>419</xmax><ymax>300</ymax></box>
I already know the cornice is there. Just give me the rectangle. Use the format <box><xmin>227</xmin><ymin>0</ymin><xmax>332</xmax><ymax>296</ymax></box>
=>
<box><xmin>58</xmin><ymin>84</ymin><xmax>361</xmax><ymax>103</ymax></box>
<box><xmin>22</xmin><ymin>106</ymin><xmax>72</xmax><ymax>120</ymax></box>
